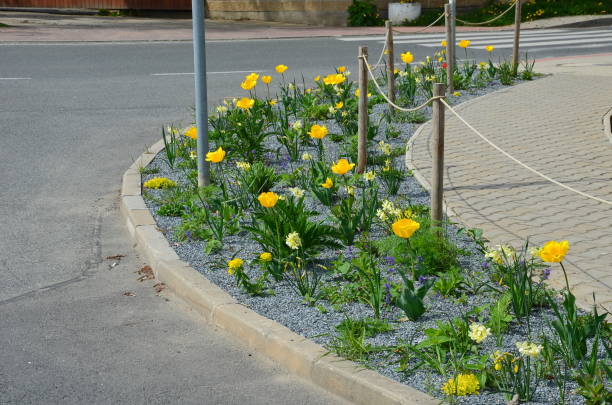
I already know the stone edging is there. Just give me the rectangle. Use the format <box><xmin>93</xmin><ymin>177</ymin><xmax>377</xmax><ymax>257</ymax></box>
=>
<box><xmin>120</xmin><ymin>139</ymin><xmax>439</xmax><ymax>405</ymax></box>
<box><xmin>604</xmin><ymin>107</ymin><xmax>612</xmax><ymax>145</ymax></box>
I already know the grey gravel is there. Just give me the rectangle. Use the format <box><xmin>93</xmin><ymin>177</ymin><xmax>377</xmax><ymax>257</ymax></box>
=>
<box><xmin>142</xmin><ymin>77</ymin><xmax>592</xmax><ymax>404</ymax></box>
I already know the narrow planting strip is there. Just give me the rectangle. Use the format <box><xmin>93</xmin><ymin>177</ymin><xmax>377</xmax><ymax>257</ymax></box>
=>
<box><xmin>120</xmin><ymin>138</ymin><xmax>438</xmax><ymax>405</ymax></box>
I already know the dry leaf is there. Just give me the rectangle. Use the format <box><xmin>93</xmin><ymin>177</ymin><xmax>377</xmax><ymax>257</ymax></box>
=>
<box><xmin>136</xmin><ymin>265</ymin><xmax>155</xmax><ymax>281</ymax></box>
<box><xmin>106</xmin><ymin>254</ymin><xmax>125</xmax><ymax>260</ymax></box>
<box><xmin>154</xmin><ymin>283</ymin><xmax>166</xmax><ymax>293</ymax></box>
<box><xmin>123</xmin><ymin>291</ymin><xmax>135</xmax><ymax>297</ymax></box>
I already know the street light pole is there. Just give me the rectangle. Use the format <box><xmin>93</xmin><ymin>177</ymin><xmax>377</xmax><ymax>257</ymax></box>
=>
<box><xmin>449</xmin><ymin>0</ymin><xmax>456</xmax><ymax>64</ymax></box>
<box><xmin>192</xmin><ymin>0</ymin><xmax>210</xmax><ymax>186</ymax></box>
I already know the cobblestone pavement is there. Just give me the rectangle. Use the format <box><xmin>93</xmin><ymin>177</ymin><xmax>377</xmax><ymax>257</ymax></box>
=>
<box><xmin>408</xmin><ymin>73</ymin><xmax>612</xmax><ymax>311</ymax></box>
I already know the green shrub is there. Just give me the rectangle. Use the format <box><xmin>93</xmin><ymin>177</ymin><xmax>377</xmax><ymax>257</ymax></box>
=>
<box><xmin>347</xmin><ymin>0</ymin><xmax>384</xmax><ymax>27</ymax></box>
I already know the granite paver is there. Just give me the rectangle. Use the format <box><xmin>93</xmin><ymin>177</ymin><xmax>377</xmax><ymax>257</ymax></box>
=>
<box><xmin>408</xmin><ymin>73</ymin><xmax>612</xmax><ymax>311</ymax></box>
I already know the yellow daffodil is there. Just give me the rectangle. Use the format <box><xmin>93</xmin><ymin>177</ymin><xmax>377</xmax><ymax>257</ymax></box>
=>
<box><xmin>516</xmin><ymin>341</ymin><xmax>543</xmax><ymax>358</ymax></box>
<box><xmin>392</xmin><ymin>218</ymin><xmax>420</xmax><ymax>238</ymax></box>
<box><xmin>458</xmin><ymin>39</ymin><xmax>471</xmax><ymax>48</ymax></box>
<box><xmin>185</xmin><ymin>126</ymin><xmax>197</xmax><ymax>139</ymax></box>
<box><xmin>205</xmin><ymin>146</ymin><xmax>226</xmax><ymax>163</ymax></box>
<box><xmin>301</xmin><ymin>152</ymin><xmax>312</xmax><ymax>161</ymax></box>
<box><xmin>363</xmin><ymin>171</ymin><xmax>376</xmax><ymax>181</ymax></box>
<box><xmin>227</xmin><ymin>258</ymin><xmax>244</xmax><ymax>275</ymax></box>
<box><xmin>331</xmin><ymin>158</ymin><xmax>355</xmax><ymax>175</ymax></box>
<box><xmin>321</xmin><ymin>177</ymin><xmax>334</xmax><ymax>189</ymax></box>
<box><xmin>236</xmin><ymin>97</ymin><xmax>255</xmax><ymax>110</ymax></box>
<box><xmin>539</xmin><ymin>240</ymin><xmax>569</xmax><ymax>263</ymax></box>
<box><xmin>241</xmin><ymin>79</ymin><xmax>257</xmax><ymax>90</ymax></box>
<box><xmin>453</xmin><ymin>91</ymin><xmax>461</xmax><ymax>97</ymax></box>
<box><xmin>354</xmin><ymin>88</ymin><xmax>372</xmax><ymax>98</ymax></box>
<box><xmin>393</xmin><ymin>67</ymin><xmax>398</xmax><ymax>74</ymax></box>
<box><xmin>189</xmin><ymin>150</ymin><xmax>197</xmax><ymax>160</ymax></box>
<box><xmin>288</xmin><ymin>187</ymin><xmax>305</xmax><ymax>198</ymax></box>
<box><xmin>275</xmin><ymin>64</ymin><xmax>288</xmax><ymax>73</ymax></box>
<box><xmin>260</xmin><ymin>252</ymin><xmax>272</xmax><ymax>262</ymax></box>
<box><xmin>258</xmin><ymin>191</ymin><xmax>279</xmax><ymax>208</ymax></box>
<box><xmin>261</xmin><ymin>75</ymin><xmax>272</xmax><ymax>84</ymax></box>
<box><xmin>335</xmin><ymin>101</ymin><xmax>344</xmax><ymax>109</ymax></box>
<box><xmin>269</xmin><ymin>99</ymin><xmax>277</xmax><ymax>105</ymax></box>
<box><xmin>308</xmin><ymin>124</ymin><xmax>328</xmax><ymax>139</ymax></box>
<box><xmin>314</xmin><ymin>75</ymin><xmax>320</xmax><ymax>82</ymax></box>
<box><xmin>485</xmin><ymin>45</ymin><xmax>495</xmax><ymax>52</ymax></box>
<box><xmin>468</xmin><ymin>323</ymin><xmax>491</xmax><ymax>343</ymax></box>
<box><xmin>337</xmin><ymin>66</ymin><xmax>346</xmax><ymax>73</ymax></box>
<box><xmin>400</xmin><ymin>51</ymin><xmax>414</xmax><ymax>64</ymax></box>
<box><xmin>323</xmin><ymin>73</ymin><xmax>346</xmax><ymax>85</ymax></box>
<box><xmin>285</xmin><ymin>231</ymin><xmax>301</xmax><ymax>250</ymax></box>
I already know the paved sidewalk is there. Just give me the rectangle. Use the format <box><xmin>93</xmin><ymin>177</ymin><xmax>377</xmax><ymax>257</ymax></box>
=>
<box><xmin>408</xmin><ymin>57</ymin><xmax>612</xmax><ymax>311</ymax></box>
<box><xmin>2</xmin><ymin>11</ymin><xmax>611</xmax><ymax>42</ymax></box>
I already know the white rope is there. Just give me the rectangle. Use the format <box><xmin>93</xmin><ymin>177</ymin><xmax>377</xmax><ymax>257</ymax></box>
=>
<box><xmin>441</xmin><ymin>98</ymin><xmax>612</xmax><ymax>207</ymax></box>
<box><xmin>393</xmin><ymin>11</ymin><xmax>445</xmax><ymax>35</ymax></box>
<box><xmin>369</xmin><ymin>42</ymin><xmax>388</xmax><ymax>70</ymax></box>
<box><xmin>456</xmin><ymin>0</ymin><xmax>517</xmax><ymax>26</ymax></box>
<box><xmin>361</xmin><ymin>55</ymin><xmax>443</xmax><ymax>112</ymax></box>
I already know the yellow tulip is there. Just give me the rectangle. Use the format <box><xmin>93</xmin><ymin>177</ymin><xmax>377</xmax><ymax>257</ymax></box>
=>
<box><xmin>245</xmin><ymin>72</ymin><xmax>259</xmax><ymax>81</ymax></box>
<box><xmin>314</xmin><ymin>75</ymin><xmax>320</xmax><ymax>82</ymax></box>
<box><xmin>458</xmin><ymin>40</ymin><xmax>471</xmax><ymax>48</ymax></box>
<box><xmin>392</xmin><ymin>218</ymin><xmax>420</xmax><ymax>238</ymax></box>
<box><xmin>308</xmin><ymin>124</ymin><xmax>328</xmax><ymax>139</ymax></box>
<box><xmin>205</xmin><ymin>146</ymin><xmax>226</xmax><ymax>163</ymax></box>
<box><xmin>275</xmin><ymin>64</ymin><xmax>288</xmax><ymax>73</ymax></box>
<box><xmin>354</xmin><ymin>88</ymin><xmax>371</xmax><ymax>98</ymax></box>
<box><xmin>236</xmin><ymin>97</ymin><xmax>255</xmax><ymax>109</ymax></box>
<box><xmin>258</xmin><ymin>191</ymin><xmax>279</xmax><ymax>208</ymax></box>
<box><xmin>441</xmin><ymin>40</ymin><xmax>447</xmax><ymax>47</ymax></box>
<box><xmin>539</xmin><ymin>240</ymin><xmax>569</xmax><ymax>263</ymax></box>
<box><xmin>321</xmin><ymin>177</ymin><xmax>334</xmax><ymax>189</ymax></box>
<box><xmin>337</xmin><ymin>66</ymin><xmax>346</xmax><ymax>73</ymax></box>
<box><xmin>331</xmin><ymin>158</ymin><xmax>355</xmax><ymax>175</ymax></box>
<box><xmin>241</xmin><ymin>79</ymin><xmax>257</xmax><ymax>90</ymax></box>
<box><xmin>262</xmin><ymin>75</ymin><xmax>272</xmax><ymax>84</ymax></box>
<box><xmin>485</xmin><ymin>45</ymin><xmax>494</xmax><ymax>52</ymax></box>
<box><xmin>335</xmin><ymin>101</ymin><xmax>344</xmax><ymax>109</ymax></box>
<box><xmin>185</xmin><ymin>126</ymin><xmax>197</xmax><ymax>140</ymax></box>
<box><xmin>260</xmin><ymin>252</ymin><xmax>272</xmax><ymax>262</ymax></box>
<box><xmin>323</xmin><ymin>73</ymin><xmax>346</xmax><ymax>85</ymax></box>
<box><xmin>269</xmin><ymin>99</ymin><xmax>277</xmax><ymax>105</ymax></box>
<box><xmin>400</xmin><ymin>51</ymin><xmax>414</xmax><ymax>64</ymax></box>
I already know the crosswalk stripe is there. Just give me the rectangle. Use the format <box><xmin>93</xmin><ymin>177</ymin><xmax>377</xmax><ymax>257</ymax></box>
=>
<box><xmin>394</xmin><ymin>31</ymin><xmax>612</xmax><ymax>46</ymax></box>
<box><xmin>337</xmin><ymin>29</ymin><xmax>612</xmax><ymax>52</ymax></box>
<box><xmin>337</xmin><ymin>28</ymin><xmax>577</xmax><ymax>42</ymax></box>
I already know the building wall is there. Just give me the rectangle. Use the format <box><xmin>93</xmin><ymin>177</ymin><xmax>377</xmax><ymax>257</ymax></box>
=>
<box><xmin>0</xmin><ymin>0</ymin><xmax>488</xmax><ymax>25</ymax></box>
<box><xmin>0</xmin><ymin>0</ymin><xmax>190</xmax><ymax>9</ymax></box>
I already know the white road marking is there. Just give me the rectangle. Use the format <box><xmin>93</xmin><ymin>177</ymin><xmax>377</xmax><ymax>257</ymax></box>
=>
<box><xmin>0</xmin><ymin>77</ymin><xmax>31</xmax><ymax>80</ymax></box>
<box><xmin>394</xmin><ymin>31</ymin><xmax>612</xmax><ymax>46</ymax></box>
<box><xmin>151</xmin><ymin>70</ymin><xmax>266</xmax><ymax>76</ymax></box>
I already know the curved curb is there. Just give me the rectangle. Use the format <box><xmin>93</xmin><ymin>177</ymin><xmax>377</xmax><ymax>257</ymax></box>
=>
<box><xmin>121</xmin><ymin>140</ymin><xmax>439</xmax><ymax>405</ymax></box>
<box><xmin>604</xmin><ymin>107</ymin><xmax>612</xmax><ymax>145</ymax></box>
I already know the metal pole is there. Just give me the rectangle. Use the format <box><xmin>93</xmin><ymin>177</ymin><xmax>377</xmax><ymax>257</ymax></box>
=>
<box><xmin>385</xmin><ymin>21</ymin><xmax>396</xmax><ymax>106</ymax></box>
<box><xmin>431</xmin><ymin>83</ymin><xmax>445</xmax><ymax>226</ymax></box>
<box><xmin>449</xmin><ymin>0</ymin><xmax>456</xmax><ymax>65</ymax></box>
<box><xmin>357</xmin><ymin>45</ymin><xmax>368</xmax><ymax>174</ymax></box>
<box><xmin>444</xmin><ymin>4</ymin><xmax>453</xmax><ymax>94</ymax></box>
<box><xmin>192</xmin><ymin>0</ymin><xmax>210</xmax><ymax>186</ymax></box>
<box><xmin>512</xmin><ymin>0</ymin><xmax>522</xmax><ymax>76</ymax></box>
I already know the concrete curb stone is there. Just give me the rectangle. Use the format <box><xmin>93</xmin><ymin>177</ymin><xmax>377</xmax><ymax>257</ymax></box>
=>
<box><xmin>120</xmin><ymin>142</ymin><xmax>439</xmax><ymax>405</ymax></box>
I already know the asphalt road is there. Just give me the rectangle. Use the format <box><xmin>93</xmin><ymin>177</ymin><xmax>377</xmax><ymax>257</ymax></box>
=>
<box><xmin>1</xmin><ymin>33</ymin><xmax>610</xmax><ymax>404</ymax></box>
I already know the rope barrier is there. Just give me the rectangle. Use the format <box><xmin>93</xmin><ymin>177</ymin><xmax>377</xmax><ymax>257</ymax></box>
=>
<box><xmin>361</xmin><ymin>55</ymin><xmax>443</xmax><ymax>112</ymax></box>
<box><xmin>440</xmin><ymin>98</ymin><xmax>612</xmax><ymax>207</ymax></box>
<box><xmin>393</xmin><ymin>11</ymin><xmax>445</xmax><ymax>35</ymax></box>
<box><xmin>369</xmin><ymin>42</ymin><xmax>388</xmax><ymax>70</ymax></box>
<box><xmin>456</xmin><ymin>0</ymin><xmax>517</xmax><ymax>26</ymax></box>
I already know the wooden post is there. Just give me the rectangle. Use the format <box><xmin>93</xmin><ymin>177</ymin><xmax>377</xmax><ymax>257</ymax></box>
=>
<box><xmin>385</xmin><ymin>21</ymin><xmax>396</xmax><ymax>106</ymax></box>
<box><xmin>512</xmin><ymin>0</ymin><xmax>522</xmax><ymax>75</ymax></box>
<box><xmin>444</xmin><ymin>4</ymin><xmax>454</xmax><ymax>94</ymax></box>
<box><xmin>431</xmin><ymin>83</ymin><xmax>445</xmax><ymax>225</ymax></box>
<box><xmin>357</xmin><ymin>45</ymin><xmax>368</xmax><ymax>174</ymax></box>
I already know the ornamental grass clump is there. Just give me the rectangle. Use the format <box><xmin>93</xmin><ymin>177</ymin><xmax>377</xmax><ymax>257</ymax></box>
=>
<box><xmin>143</xmin><ymin>177</ymin><xmax>176</xmax><ymax>189</ymax></box>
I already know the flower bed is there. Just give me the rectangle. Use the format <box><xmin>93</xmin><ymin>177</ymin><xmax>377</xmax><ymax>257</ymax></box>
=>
<box><xmin>141</xmin><ymin>46</ymin><xmax>610</xmax><ymax>404</ymax></box>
